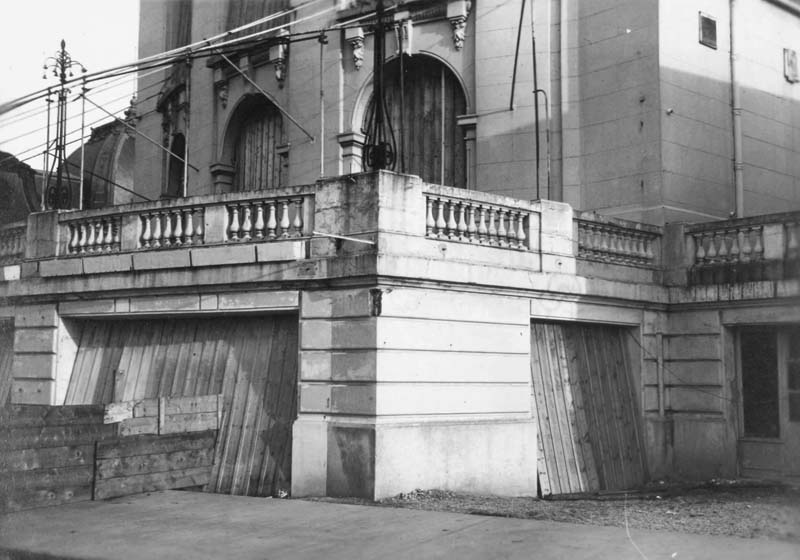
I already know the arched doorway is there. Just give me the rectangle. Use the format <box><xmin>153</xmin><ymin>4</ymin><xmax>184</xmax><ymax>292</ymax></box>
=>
<box><xmin>363</xmin><ymin>55</ymin><xmax>467</xmax><ymax>188</ymax></box>
<box><xmin>220</xmin><ymin>95</ymin><xmax>286</xmax><ymax>192</ymax></box>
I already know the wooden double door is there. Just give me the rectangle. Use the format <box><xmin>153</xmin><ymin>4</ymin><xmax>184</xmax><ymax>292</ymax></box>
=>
<box><xmin>64</xmin><ymin>315</ymin><xmax>298</xmax><ymax>497</ymax></box>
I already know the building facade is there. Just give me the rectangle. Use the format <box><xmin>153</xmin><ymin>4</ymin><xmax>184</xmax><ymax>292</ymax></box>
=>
<box><xmin>1</xmin><ymin>0</ymin><xmax>799</xmax><ymax>500</ymax></box>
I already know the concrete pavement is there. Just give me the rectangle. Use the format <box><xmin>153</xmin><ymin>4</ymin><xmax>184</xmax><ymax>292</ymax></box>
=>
<box><xmin>0</xmin><ymin>491</ymin><xmax>797</xmax><ymax>559</ymax></box>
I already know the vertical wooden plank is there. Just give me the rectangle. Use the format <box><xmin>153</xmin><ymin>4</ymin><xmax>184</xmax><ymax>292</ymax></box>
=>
<box><xmin>157</xmin><ymin>321</ymin><xmax>186</xmax><ymax>398</ymax></box>
<box><xmin>64</xmin><ymin>322</ymin><xmax>92</xmax><ymax>404</ymax></box>
<box><xmin>553</xmin><ymin>324</ymin><xmax>593</xmax><ymax>493</ymax></box>
<box><xmin>144</xmin><ymin>319</ymin><xmax>175</xmax><ymax>398</ymax></box>
<box><xmin>562</xmin><ymin>326</ymin><xmax>601</xmax><ymax>492</ymax></box>
<box><xmin>566</xmin><ymin>325</ymin><xmax>608</xmax><ymax>489</ymax></box>
<box><xmin>93</xmin><ymin>324</ymin><xmax>127</xmax><ymax>405</ymax></box>
<box><xmin>170</xmin><ymin>322</ymin><xmax>199</xmax><ymax>397</ymax></box>
<box><xmin>0</xmin><ymin>320</ymin><xmax>14</xmax><ymax>406</ymax></box>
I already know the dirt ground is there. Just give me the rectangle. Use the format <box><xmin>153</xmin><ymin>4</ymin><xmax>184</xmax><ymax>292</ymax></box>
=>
<box><xmin>310</xmin><ymin>480</ymin><xmax>800</xmax><ymax>543</ymax></box>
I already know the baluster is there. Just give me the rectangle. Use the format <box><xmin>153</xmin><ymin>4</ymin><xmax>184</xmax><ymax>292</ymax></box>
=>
<box><xmin>477</xmin><ymin>205</ymin><xmax>488</xmax><ymax>243</ymax></box>
<box><xmin>497</xmin><ymin>209</ymin><xmax>508</xmax><ymax>246</ymax></box>
<box><xmin>69</xmin><ymin>224</ymin><xmax>80</xmax><ymax>253</ymax></box>
<box><xmin>103</xmin><ymin>220</ymin><xmax>113</xmax><ymax>251</ymax></box>
<box><xmin>162</xmin><ymin>211</ymin><xmax>173</xmax><ymax>247</ymax></box>
<box><xmin>434</xmin><ymin>199</ymin><xmax>446</xmax><ymax>237</ymax></box>
<box><xmin>516</xmin><ymin>212</ymin><xmax>526</xmax><ymax>249</ymax></box>
<box><xmin>280</xmin><ymin>200</ymin><xmax>291</xmax><ymax>238</ymax></box>
<box><xmin>446</xmin><ymin>201</ymin><xmax>458</xmax><ymax>239</ymax></box>
<box><xmin>598</xmin><ymin>227</ymin><xmax>610</xmax><ymax>254</ymax></box>
<box><xmin>739</xmin><ymin>229</ymin><xmax>752</xmax><ymax>262</ymax></box>
<box><xmin>425</xmin><ymin>197</ymin><xmax>435</xmax><ymax>237</ymax></box>
<box><xmin>704</xmin><ymin>233</ymin><xmax>717</xmax><ymax>262</ymax></box>
<box><xmin>644</xmin><ymin>236</ymin><xmax>654</xmax><ymax>261</ymax></box>
<box><xmin>717</xmin><ymin>231</ymin><xmax>729</xmax><ymax>261</ymax></box>
<box><xmin>229</xmin><ymin>205</ymin><xmax>240</xmax><ymax>241</ymax></box>
<box><xmin>194</xmin><ymin>209</ymin><xmax>204</xmax><ymax>243</ymax></box>
<box><xmin>486</xmin><ymin>207</ymin><xmax>498</xmax><ymax>245</ymax></box>
<box><xmin>184</xmin><ymin>210</ymin><xmax>194</xmax><ymax>245</ymax></box>
<box><xmin>86</xmin><ymin>221</ymin><xmax>97</xmax><ymax>253</ymax></box>
<box><xmin>241</xmin><ymin>205</ymin><xmax>253</xmax><ymax>241</ymax></box>
<box><xmin>172</xmin><ymin>210</ymin><xmax>183</xmax><ymax>245</ymax></box>
<box><xmin>728</xmin><ymin>229</ymin><xmax>740</xmax><ymax>262</ymax></box>
<box><xmin>507</xmin><ymin>211</ymin><xmax>517</xmax><ymax>248</ymax></box>
<box><xmin>152</xmin><ymin>212</ymin><xmax>163</xmax><ymax>248</ymax></box>
<box><xmin>466</xmin><ymin>205</ymin><xmax>478</xmax><ymax>242</ymax></box>
<box><xmin>786</xmin><ymin>221</ymin><xmax>799</xmax><ymax>258</ymax></box>
<box><xmin>694</xmin><ymin>234</ymin><xmax>706</xmax><ymax>263</ymax></box>
<box><xmin>752</xmin><ymin>226</ymin><xmax>764</xmax><ymax>258</ymax></box>
<box><xmin>293</xmin><ymin>198</ymin><xmax>304</xmax><ymax>236</ymax></box>
<box><xmin>112</xmin><ymin>219</ymin><xmax>121</xmax><ymax>248</ymax></box>
<box><xmin>457</xmin><ymin>203</ymin><xmax>468</xmax><ymax>240</ymax></box>
<box><xmin>267</xmin><ymin>202</ymin><xmax>278</xmax><ymax>239</ymax></box>
<box><xmin>141</xmin><ymin>214</ymin><xmax>152</xmax><ymax>248</ymax></box>
<box><xmin>254</xmin><ymin>203</ymin><xmax>266</xmax><ymax>239</ymax></box>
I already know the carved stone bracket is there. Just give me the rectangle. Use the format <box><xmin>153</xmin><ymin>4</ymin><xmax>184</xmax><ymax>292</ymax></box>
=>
<box><xmin>447</xmin><ymin>0</ymin><xmax>471</xmax><ymax>50</ymax></box>
<box><xmin>345</xmin><ymin>27</ymin><xmax>365</xmax><ymax>70</ymax></box>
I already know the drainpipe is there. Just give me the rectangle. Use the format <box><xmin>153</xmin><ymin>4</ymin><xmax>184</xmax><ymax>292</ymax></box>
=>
<box><xmin>729</xmin><ymin>0</ymin><xmax>744</xmax><ymax>217</ymax></box>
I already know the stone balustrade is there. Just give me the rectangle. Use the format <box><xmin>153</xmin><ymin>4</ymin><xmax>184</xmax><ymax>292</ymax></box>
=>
<box><xmin>424</xmin><ymin>187</ymin><xmax>532</xmax><ymax>250</ymax></box>
<box><xmin>226</xmin><ymin>196</ymin><xmax>307</xmax><ymax>241</ymax></box>
<box><xmin>0</xmin><ymin>222</ymin><xmax>27</xmax><ymax>265</ymax></box>
<box><xmin>140</xmin><ymin>208</ymin><xmax>205</xmax><ymax>249</ymax></box>
<box><xmin>64</xmin><ymin>216</ymin><xmax>123</xmax><ymax>255</ymax></box>
<box><xmin>575</xmin><ymin>213</ymin><xmax>661</xmax><ymax>268</ymax></box>
<box><xmin>49</xmin><ymin>187</ymin><xmax>316</xmax><ymax>258</ymax></box>
<box><xmin>682</xmin><ymin>211</ymin><xmax>800</xmax><ymax>284</ymax></box>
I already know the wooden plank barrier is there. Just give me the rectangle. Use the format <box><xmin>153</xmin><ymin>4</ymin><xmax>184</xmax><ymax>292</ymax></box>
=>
<box><xmin>0</xmin><ymin>405</ymin><xmax>116</xmax><ymax>513</ymax></box>
<box><xmin>93</xmin><ymin>394</ymin><xmax>222</xmax><ymax>500</ymax></box>
<box><xmin>93</xmin><ymin>431</ymin><xmax>217</xmax><ymax>500</ymax></box>
<box><xmin>103</xmin><ymin>394</ymin><xmax>222</xmax><ymax>436</ymax></box>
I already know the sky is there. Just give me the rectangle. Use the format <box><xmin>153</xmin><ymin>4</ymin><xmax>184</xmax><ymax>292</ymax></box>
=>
<box><xmin>0</xmin><ymin>0</ymin><xmax>140</xmax><ymax>170</ymax></box>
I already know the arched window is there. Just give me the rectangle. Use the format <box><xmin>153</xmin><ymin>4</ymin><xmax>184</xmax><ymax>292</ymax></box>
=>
<box><xmin>364</xmin><ymin>55</ymin><xmax>467</xmax><ymax>188</ymax></box>
<box><xmin>229</xmin><ymin>100</ymin><xmax>285</xmax><ymax>192</ymax></box>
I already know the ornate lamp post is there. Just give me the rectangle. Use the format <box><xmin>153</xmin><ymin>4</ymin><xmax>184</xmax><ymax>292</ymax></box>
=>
<box><xmin>42</xmin><ymin>40</ymin><xmax>86</xmax><ymax>209</ymax></box>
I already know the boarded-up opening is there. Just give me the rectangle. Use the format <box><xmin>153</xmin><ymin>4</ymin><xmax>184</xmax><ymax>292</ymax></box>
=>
<box><xmin>530</xmin><ymin>322</ymin><xmax>647</xmax><ymax>496</ymax></box>
<box><xmin>64</xmin><ymin>315</ymin><xmax>298</xmax><ymax>497</ymax></box>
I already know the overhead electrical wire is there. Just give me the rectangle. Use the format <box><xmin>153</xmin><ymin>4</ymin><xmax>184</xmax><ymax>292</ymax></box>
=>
<box><xmin>0</xmin><ymin>0</ymin><xmax>326</xmax><ymax>116</ymax></box>
<box><xmin>0</xmin><ymin>66</ymin><xmax>166</xmax><ymax>128</ymax></box>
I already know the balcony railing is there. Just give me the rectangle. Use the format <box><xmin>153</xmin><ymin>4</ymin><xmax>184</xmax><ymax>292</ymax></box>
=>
<box><xmin>58</xmin><ymin>186</ymin><xmax>315</xmax><ymax>257</ymax></box>
<box><xmin>0</xmin><ymin>221</ymin><xmax>26</xmax><ymax>265</ymax></box>
<box><xmin>575</xmin><ymin>212</ymin><xmax>661</xmax><ymax>268</ymax></box>
<box><xmin>684</xmin><ymin>211</ymin><xmax>800</xmax><ymax>284</ymax></box>
<box><xmin>423</xmin><ymin>184</ymin><xmax>534</xmax><ymax>251</ymax></box>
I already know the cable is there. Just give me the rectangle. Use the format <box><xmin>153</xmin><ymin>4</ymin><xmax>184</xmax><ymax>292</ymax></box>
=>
<box><xmin>64</xmin><ymin>159</ymin><xmax>152</xmax><ymax>202</ymax></box>
<box><xmin>0</xmin><ymin>66</ymin><xmax>166</xmax><ymax>129</ymax></box>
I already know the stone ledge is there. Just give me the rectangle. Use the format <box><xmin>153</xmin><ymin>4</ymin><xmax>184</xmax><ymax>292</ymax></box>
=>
<box><xmin>191</xmin><ymin>244</ymin><xmax>256</xmax><ymax>267</ymax></box>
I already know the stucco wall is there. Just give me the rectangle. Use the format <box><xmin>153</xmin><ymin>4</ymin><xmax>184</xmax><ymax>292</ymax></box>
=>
<box><xmin>560</xmin><ymin>0</ymin><xmax>662</xmax><ymax>222</ymax></box>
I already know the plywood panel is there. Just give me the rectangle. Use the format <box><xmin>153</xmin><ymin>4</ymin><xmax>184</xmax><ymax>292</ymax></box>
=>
<box><xmin>531</xmin><ymin>322</ymin><xmax>647</xmax><ymax>496</ymax></box>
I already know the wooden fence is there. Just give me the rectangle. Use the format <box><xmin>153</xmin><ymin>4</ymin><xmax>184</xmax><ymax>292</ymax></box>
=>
<box><xmin>0</xmin><ymin>395</ymin><xmax>221</xmax><ymax>514</ymax></box>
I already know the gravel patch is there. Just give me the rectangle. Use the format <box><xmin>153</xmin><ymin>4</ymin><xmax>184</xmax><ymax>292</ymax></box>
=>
<box><xmin>308</xmin><ymin>480</ymin><xmax>800</xmax><ymax>543</ymax></box>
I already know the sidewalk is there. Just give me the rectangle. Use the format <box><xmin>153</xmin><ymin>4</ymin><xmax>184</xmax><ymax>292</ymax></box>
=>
<box><xmin>0</xmin><ymin>491</ymin><xmax>797</xmax><ymax>560</ymax></box>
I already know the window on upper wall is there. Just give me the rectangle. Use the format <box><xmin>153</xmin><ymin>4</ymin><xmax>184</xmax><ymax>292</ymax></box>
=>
<box><xmin>698</xmin><ymin>12</ymin><xmax>717</xmax><ymax>50</ymax></box>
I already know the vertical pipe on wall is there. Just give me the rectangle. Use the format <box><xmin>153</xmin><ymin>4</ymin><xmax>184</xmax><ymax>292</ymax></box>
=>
<box><xmin>656</xmin><ymin>332</ymin><xmax>665</xmax><ymax>417</ymax></box>
<box><xmin>319</xmin><ymin>33</ymin><xmax>326</xmax><ymax>177</ymax></box>
<box><xmin>183</xmin><ymin>59</ymin><xmax>191</xmax><ymax>198</ymax></box>
<box><xmin>729</xmin><ymin>0</ymin><xmax>745</xmax><ymax>217</ymax></box>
